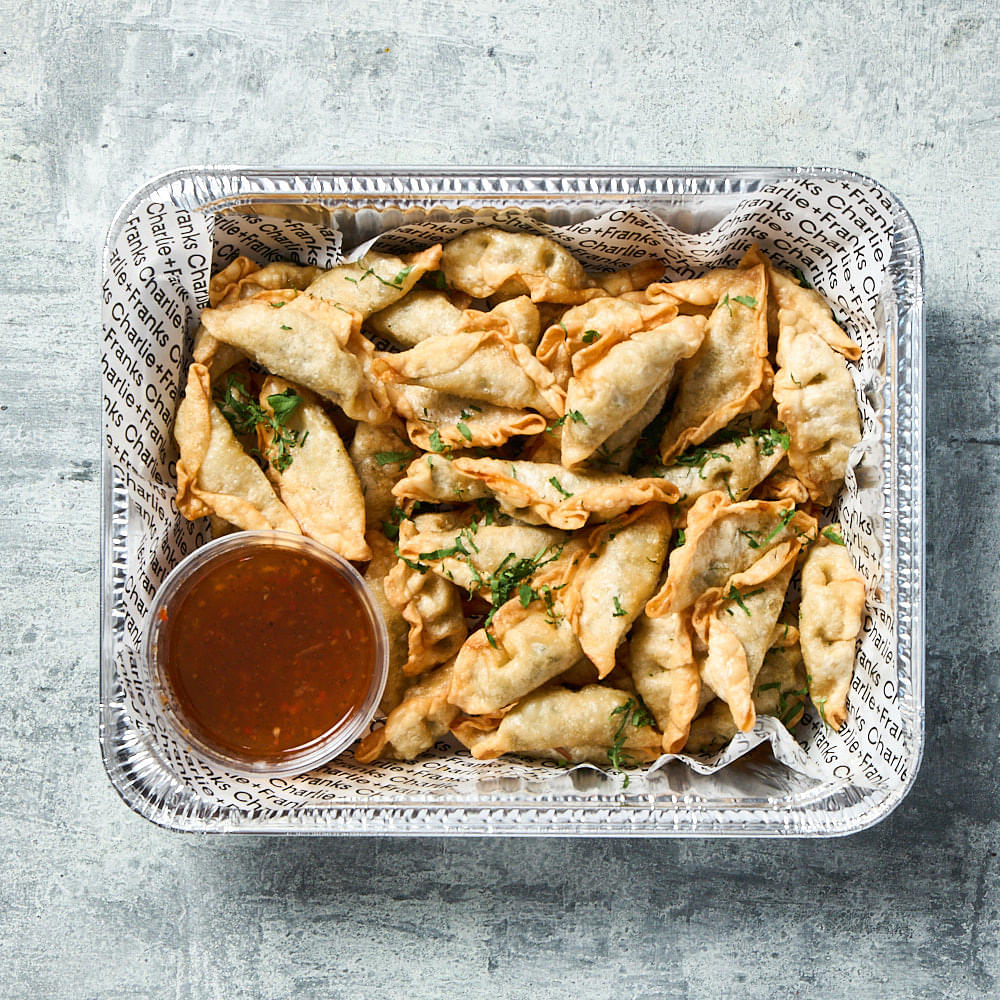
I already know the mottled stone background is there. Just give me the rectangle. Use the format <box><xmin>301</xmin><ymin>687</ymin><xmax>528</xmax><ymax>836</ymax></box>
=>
<box><xmin>1</xmin><ymin>1</ymin><xmax>997</xmax><ymax>997</ymax></box>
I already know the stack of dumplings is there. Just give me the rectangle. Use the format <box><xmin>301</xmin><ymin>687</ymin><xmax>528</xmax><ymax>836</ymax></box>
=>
<box><xmin>173</xmin><ymin>227</ymin><xmax>867</xmax><ymax>776</ymax></box>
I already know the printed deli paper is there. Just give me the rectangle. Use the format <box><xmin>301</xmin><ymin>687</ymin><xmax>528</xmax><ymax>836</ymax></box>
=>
<box><xmin>102</xmin><ymin>178</ymin><xmax>909</xmax><ymax>809</ymax></box>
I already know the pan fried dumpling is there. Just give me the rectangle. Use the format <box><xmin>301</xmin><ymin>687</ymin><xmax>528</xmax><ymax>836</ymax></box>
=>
<box><xmin>769</xmin><ymin>264</ymin><xmax>862</xmax><ymax>363</ymax></box>
<box><xmin>646</xmin><ymin>493</ymin><xmax>815</xmax><ymax>617</ymax></box>
<box><xmin>348</xmin><ymin>415</ymin><xmax>412</xmax><ymax>529</ymax></box>
<box><xmin>560</xmin><ymin>315</ymin><xmax>706</xmax><ymax>467</ymax></box>
<box><xmin>307</xmin><ymin>245</ymin><xmax>443</xmax><ymax>317</ymax></box>
<box><xmin>257</xmin><ymin>376</ymin><xmax>370</xmax><ymax>561</ymax></box>
<box><xmin>195</xmin><ymin>259</ymin><xmax>325</xmax><ymax>378</ymax></box>
<box><xmin>199</xmin><ymin>290</ymin><xmax>388</xmax><ymax>423</ymax></box>
<box><xmin>388</xmin><ymin>384</ymin><xmax>547</xmax><ymax>451</ymax></box>
<box><xmin>366</xmin><ymin>290</ymin><xmax>465</xmax><ymax>348</ymax></box>
<box><xmin>564</xmin><ymin>504</ymin><xmax>672</xmax><ymax>676</ymax></box>
<box><xmin>627</xmin><ymin>610</ymin><xmax>701</xmax><ymax>753</ymax></box>
<box><xmin>368</xmin><ymin>292</ymin><xmax>542</xmax><ymax>351</ymax></box>
<box><xmin>448</xmin><ymin>588</ymin><xmax>583</xmax><ymax>716</ymax></box>
<box><xmin>396</xmin><ymin>514</ymin><xmax>565</xmax><ymax>595</ymax></box>
<box><xmin>448</xmin><ymin>457</ymin><xmax>679</xmax><ymax>530</ymax></box>
<box><xmin>354</xmin><ymin>656</ymin><xmax>458</xmax><ymax>762</ymax></box>
<box><xmin>588</xmin><ymin>379</ymin><xmax>670</xmax><ymax>473</ymax></box>
<box><xmin>441</xmin><ymin>227</ymin><xmax>599</xmax><ymax>303</ymax></box>
<box><xmin>653</xmin><ymin>428</ymin><xmax>788</xmax><ymax>508</ymax></box>
<box><xmin>689</xmin><ymin>542</ymin><xmax>799</xmax><ymax>732</ymax></box>
<box><xmin>657</xmin><ymin>264</ymin><xmax>771</xmax><ymax>462</ymax></box>
<box><xmin>384</xmin><ymin>556</ymin><xmax>468</xmax><ymax>678</ymax></box>
<box><xmin>364</xmin><ymin>532</ymin><xmax>413</xmax><ymax>715</ymax></box>
<box><xmin>684</xmin><ymin>617</ymin><xmax>808</xmax><ymax>753</ymax></box>
<box><xmin>174</xmin><ymin>363</ymin><xmax>300</xmax><ymax>533</ymax></box>
<box><xmin>536</xmin><ymin>295</ymin><xmax>680</xmax><ymax>388</ymax></box>
<box><xmin>374</xmin><ymin>329</ymin><xmax>562</xmax><ymax>418</ymax></box>
<box><xmin>209</xmin><ymin>257</ymin><xmax>324</xmax><ymax>307</ymax></box>
<box><xmin>392</xmin><ymin>453</ymin><xmax>490</xmax><ymax>505</ymax></box>
<box><xmin>589</xmin><ymin>259</ymin><xmax>665</xmax><ymax>296</ymax></box>
<box><xmin>799</xmin><ymin>525</ymin><xmax>865</xmax><ymax>730</ymax></box>
<box><xmin>773</xmin><ymin>331</ymin><xmax>862</xmax><ymax>506</ymax></box>
<box><xmin>453</xmin><ymin>685</ymin><xmax>662</xmax><ymax>765</ymax></box>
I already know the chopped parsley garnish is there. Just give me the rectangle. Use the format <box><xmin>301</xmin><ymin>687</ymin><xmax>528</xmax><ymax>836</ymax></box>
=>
<box><xmin>674</xmin><ymin>444</ymin><xmax>731</xmax><ymax>478</ymax></box>
<box><xmin>351</xmin><ymin>260</ymin><xmax>414</xmax><ymax>288</ymax></box>
<box><xmin>548</xmin><ymin>476</ymin><xmax>574</xmax><ymax>499</ymax></box>
<box><xmin>582</xmin><ymin>329</ymin><xmax>601</xmax><ymax>344</ymax></box>
<box><xmin>790</xmin><ymin>373</ymin><xmax>803</xmax><ymax>387</ymax></box>
<box><xmin>738</xmin><ymin>528</ymin><xmax>762</xmax><ymax>549</ymax></box>
<box><xmin>269</xmin><ymin>301</ymin><xmax>285</xmax><ymax>308</ymax></box>
<box><xmin>422</xmin><ymin>269</ymin><xmax>449</xmax><ymax>290</ymax></box>
<box><xmin>732</xmin><ymin>294</ymin><xmax>758</xmax><ymax>308</ymax></box>
<box><xmin>675</xmin><ymin>528</ymin><xmax>686</xmax><ymax>547</ymax></box>
<box><xmin>611</xmin><ymin>596</ymin><xmax>627</xmax><ymax>618</ymax></box>
<box><xmin>280</xmin><ymin>324</ymin><xmax>292</xmax><ymax>331</ymax></box>
<box><xmin>375</xmin><ymin>450</ymin><xmax>414</xmax><ymax>467</ymax></box>
<box><xmin>428</xmin><ymin>429</ymin><xmax>445</xmax><ymax>453</ymax></box>
<box><xmin>607</xmin><ymin>697</ymin><xmax>656</xmax><ymax>788</ymax></box>
<box><xmin>761</xmin><ymin>507</ymin><xmax>796</xmax><ymax>546</ymax></box>
<box><xmin>725</xmin><ymin>585</ymin><xmax>765</xmax><ymax>617</ymax></box>
<box><xmin>822</xmin><ymin>526</ymin><xmax>846</xmax><ymax>545</ymax></box>
<box><xmin>790</xmin><ymin>266</ymin><xmax>811</xmax><ymax>289</ymax></box>
<box><xmin>481</xmin><ymin>546</ymin><xmax>563</xmax><ymax>640</ymax></box>
<box><xmin>457</xmin><ymin>421</ymin><xmax>473</xmax><ymax>441</ymax></box>
<box><xmin>394</xmin><ymin>546</ymin><xmax>429</xmax><ymax>574</ymax></box>
<box><xmin>214</xmin><ymin>375</ymin><xmax>306</xmax><ymax>473</ymax></box>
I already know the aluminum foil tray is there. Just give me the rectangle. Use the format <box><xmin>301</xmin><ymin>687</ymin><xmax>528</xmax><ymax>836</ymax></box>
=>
<box><xmin>100</xmin><ymin>167</ymin><xmax>924</xmax><ymax>836</ymax></box>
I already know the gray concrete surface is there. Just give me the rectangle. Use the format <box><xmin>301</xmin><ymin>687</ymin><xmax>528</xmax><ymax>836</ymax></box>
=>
<box><xmin>1</xmin><ymin>1</ymin><xmax>997</xmax><ymax>997</ymax></box>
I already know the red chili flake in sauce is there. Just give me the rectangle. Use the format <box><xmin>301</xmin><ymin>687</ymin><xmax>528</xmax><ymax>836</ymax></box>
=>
<box><xmin>161</xmin><ymin>546</ymin><xmax>375</xmax><ymax>758</ymax></box>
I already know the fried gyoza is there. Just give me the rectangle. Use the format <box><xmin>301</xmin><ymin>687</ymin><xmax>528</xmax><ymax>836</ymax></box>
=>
<box><xmin>560</xmin><ymin>315</ymin><xmax>706</xmax><ymax>468</ymax></box>
<box><xmin>651</xmin><ymin>428</ymin><xmax>789</xmax><ymax>510</ymax></box>
<box><xmin>307</xmin><ymin>245</ymin><xmax>443</xmax><ymax>317</ymax></box>
<box><xmin>396</xmin><ymin>513</ymin><xmax>565</xmax><ymax>595</ymax></box>
<box><xmin>193</xmin><ymin>258</ymin><xmax>325</xmax><ymax>378</ymax></box>
<box><xmin>627</xmin><ymin>610</ymin><xmax>700</xmax><ymax>753</ymax></box>
<box><xmin>646</xmin><ymin>493</ymin><xmax>815</xmax><ymax>617</ymax></box>
<box><xmin>384</xmin><ymin>556</ymin><xmax>468</xmax><ymax>678</ymax></box>
<box><xmin>799</xmin><ymin>525</ymin><xmax>865</xmax><ymax>729</ymax></box>
<box><xmin>441</xmin><ymin>227</ymin><xmax>599</xmax><ymax>304</ymax></box>
<box><xmin>656</xmin><ymin>264</ymin><xmax>771</xmax><ymax>462</ymax></box>
<box><xmin>683</xmin><ymin>617</ymin><xmax>808</xmax><ymax>753</ymax></box>
<box><xmin>689</xmin><ymin>541</ymin><xmax>799</xmax><ymax>732</ymax></box>
<box><xmin>256</xmin><ymin>376</ymin><xmax>370</xmax><ymax>561</ymax></box>
<box><xmin>773</xmin><ymin>332</ymin><xmax>862</xmax><ymax>506</ymax></box>
<box><xmin>375</xmin><ymin>329</ymin><xmax>563</xmax><ymax>419</ymax></box>
<box><xmin>199</xmin><ymin>290</ymin><xmax>388</xmax><ymax>423</ymax></box>
<box><xmin>564</xmin><ymin>504</ymin><xmax>672</xmax><ymax>677</ymax></box>
<box><xmin>392</xmin><ymin>453</ymin><xmax>490</xmax><ymax>505</ymax></box>
<box><xmin>354</xmin><ymin>656</ymin><xmax>458</xmax><ymax>762</ymax></box>
<box><xmin>174</xmin><ymin>363</ymin><xmax>300</xmax><ymax>532</ymax></box>
<box><xmin>348</xmin><ymin>415</ymin><xmax>412</xmax><ymax>529</ymax></box>
<box><xmin>448</xmin><ymin>587</ymin><xmax>583</xmax><ymax>716</ymax></box>
<box><xmin>536</xmin><ymin>295</ymin><xmax>680</xmax><ymax>387</ymax></box>
<box><xmin>364</xmin><ymin>532</ymin><xmax>413</xmax><ymax>715</ymax></box>
<box><xmin>452</xmin><ymin>684</ymin><xmax>661</xmax><ymax>764</ymax></box>
<box><xmin>388</xmin><ymin>383</ymin><xmax>547</xmax><ymax>451</ymax></box>
<box><xmin>368</xmin><ymin>292</ymin><xmax>541</xmax><ymax>351</ymax></box>
<box><xmin>447</xmin><ymin>457</ymin><xmax>679</xmax><ymax>530</ymax></box>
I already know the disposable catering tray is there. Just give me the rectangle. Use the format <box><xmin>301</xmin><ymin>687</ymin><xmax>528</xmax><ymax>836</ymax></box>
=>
<box><xmin>100</xmin><ymin>167</ymin><xmax>924</xmax><ymax>836</ymax></box>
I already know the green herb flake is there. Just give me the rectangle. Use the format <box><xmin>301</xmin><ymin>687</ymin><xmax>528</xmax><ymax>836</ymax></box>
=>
<box><xmin>607</xmin><ymin>697</ymin><xmax>655</xmax><ymax>788</ymax></box>
<box><xmin>428</xmin><ymin>429</ymin><xmax>445</xmax><ymax>453</ymax></box>
<box><xmin>568</xmin><ymin>410</ymin><xmax>588</xmax><ymax>425</ymax></box>
<box><xmin>548</xmin><ymin>476</ymin><xmax>573</xmax><ymax>499</ymax></box>
<box><xmin>582</xmin><ymin>329</ymin><xmax>601</xmax><ymax>344</ymax></box>
<box><xmin>457</xmin><ymin>421</ymin><xmax>473</xmax><ymax>441</ymax></box>
<box><xmin>280</xmin><ymin>324</ymin><xmax>293</xmax><ymax>331</ymax></box>
<box><xmin>518</xmin><ymin>582</ymin><xmax>535</xmax><ymax>607</ymax></box>
<box><xmin>375</xmin><ymin>449</ymin><xmax>414</xmax><ymax>467</ymax></box>
<box><xmin>732</xmin><ymin>294</ymin><xmax>758</xmax><ymax>308</ymax></box>
<box><xmin>269</xmin><ymin>301</ymin><xmax>285</xmax><ymax>308</ymax></box>
<box><xmin>674</xmin><ymin>444</ymin><xmax>732</xmax><ymax>479</ymax></box>
<box><xmin>822</xmin><ymin>526</ymin><xmax>846</xmax><ymax>546</ymax></box>
<box><xmin>612</xmin><ymin>596</ymin><xmax>627</xmax><ymax>618</ymax></box>
<box><xmin>675</xmin><ymin>528</ymin><xmax>686</xmax><ymax>547</ymax></box>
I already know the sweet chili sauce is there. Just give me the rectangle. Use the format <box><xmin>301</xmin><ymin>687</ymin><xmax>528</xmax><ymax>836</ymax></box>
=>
<box><xmin>160</xmin><ymin>545</ymin><xmax>376</xmax><ymax>760</ymax></box>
